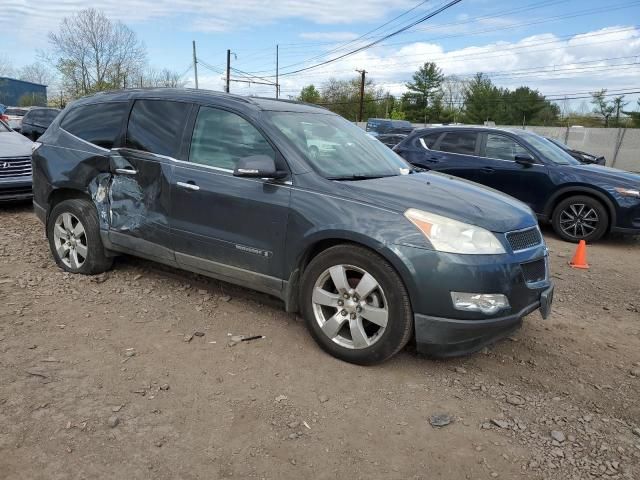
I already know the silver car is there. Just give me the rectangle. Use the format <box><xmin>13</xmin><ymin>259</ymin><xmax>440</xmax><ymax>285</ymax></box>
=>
<box><xmin>0</xmin><ymin>120</ymin><xmax>34</xmax><ymax>201</ymax></box>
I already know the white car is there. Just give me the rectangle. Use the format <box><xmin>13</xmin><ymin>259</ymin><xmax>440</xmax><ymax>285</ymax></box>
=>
<box><xmin>0</xmin><ymin>119</ymin><xmax>34</xmax><ymax>201</ymax></box>
<box><xmin>0</xmin><ymin>107</ymin><xmax>31</xmax><ymax>132</ymax></box>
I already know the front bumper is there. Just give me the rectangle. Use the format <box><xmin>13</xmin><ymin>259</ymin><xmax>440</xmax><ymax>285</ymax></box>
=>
<box><xmin>415</xmin><ymin>284</ymin><xmax>553</xmax><ymax>357</ymax></box>
<box><xmin>0</xmin><ymin>177</ymin><xmax>33</xmax><ymax>202</ymax></box>
<box><xmin>390</xmin><ymin>240</ymin><xmax>552</xmax><ymax>357</ymax></box>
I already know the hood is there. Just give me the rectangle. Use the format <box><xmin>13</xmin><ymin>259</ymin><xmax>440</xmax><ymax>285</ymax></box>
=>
<box><xmin>334</xmin><ymin>172</ymin><xmax>536</xmax><ymax>233</ymax></box>
<box><xmin>0</xmin><ymin>131</ymin><xmax>33</xmax><ymax>157</ymax></box>
<box><xmin>562</xmin><ymin>164</ymin><xmax>640</xmax><ymax>186</ymax></box>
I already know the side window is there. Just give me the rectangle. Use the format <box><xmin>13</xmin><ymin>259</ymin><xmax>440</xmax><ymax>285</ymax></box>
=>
<box><xmin>125</xmin><ymin>100</ymin><xmax>192</xmax><ymax>157</ymax></box>
<box><xmin>61</xmin><ymin>102</ymin><xmax>129</xmax><ymax>149</ymax></box>
<box><xmin>485</xmin><ymin>134</ymin><xmax>530</xmax><ymax>161</ymax></box>
<box><xmin>189</xmin><ymin>107</ymin><xmax>275</xmax><ymax>170</ymax></box>
<box><xmin>43</xmin><ymin>110</ymin><xmax>59</xmax><ymax>123</ymax></box>
<box><xmin>417</xmin><ymin>132</ymin><xmax>442</xmax><ymax>149</ymax></box>
<box><xmin>436</xmin><ymin>131</ymin><xmax>478</xmax><ymax>155</ymax></box>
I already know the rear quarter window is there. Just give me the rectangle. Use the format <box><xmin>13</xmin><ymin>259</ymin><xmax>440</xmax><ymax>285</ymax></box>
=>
<box><xmin>125</xmin><ymin>100</ymin><xmax>192</xmax><ymax>157</ymax></box>
<box><xmin>61</xmin><ymin>102</ymin><xmax>129</xmax><ymax>149</ymax></box>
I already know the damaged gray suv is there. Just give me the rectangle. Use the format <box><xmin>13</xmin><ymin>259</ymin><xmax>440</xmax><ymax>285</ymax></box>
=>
<box><xmin>32</xmin><ymin>89</ymin><xmax>553</xmax><ymax>365</ymax></box>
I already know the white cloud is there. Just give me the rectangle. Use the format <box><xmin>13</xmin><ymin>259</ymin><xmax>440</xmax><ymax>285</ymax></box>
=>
<box><xmin>299</xmin><ymin>32</ymin><xmax>359</xmax><ymax>42</ymax></box>
<box><xmin>0</xmin><ymin>0</ymin><xmax>417</xmax><ymax>40</ymax></box>
<box><xmin>262</xmin><ymin>25</ymin><xmax>640</xmax><ymax>103</ymax></box>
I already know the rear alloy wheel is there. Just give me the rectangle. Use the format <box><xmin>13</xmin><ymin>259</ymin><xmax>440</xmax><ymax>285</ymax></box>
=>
<box><xmin>300</xmin><ymin>245</ymin><xmax>413</xmax><ymax>365</ymax></box>
<box><xmin>551</xmin><ymin>195</ymin><xmax>608</xmax><ymax>243</ymax></box>
<box><xmin>47</xmin><ymin>198</ymin><xmax>113</xmax><ymax>275</ymax></box>
<box><xmin>52</xmin><ymin>212</ymin><xmax>88</xmax><ymax>270</ymax></box>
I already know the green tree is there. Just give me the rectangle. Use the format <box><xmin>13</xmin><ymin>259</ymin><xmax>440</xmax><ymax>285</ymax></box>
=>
<box><xmin>298</xmin><ymin>84</ymin><xmax>321</xmax><ymax>104</ymax></box>
<box><xmin>403</xmin><ymin>62</ymin><xmax>444</xmax><ymax>123</ymax></box>
<box><xmin>612</xmin><ymin>95</ymin><xmax>628</xmax><ymax>127</ymax></box>
<box><xmin>591</xmin><ymin>89</ymin><xmax>615</xmax><ymax>127</ymax></box>
<box><xmin>461</xmin><ymin>73</ymin><xmax>503</xmax><ymax>124</ymax></box>
<box><xmin>390</xmin><ymin>108</ymin><xmax>406</xmax><ymax>120</ymax></box>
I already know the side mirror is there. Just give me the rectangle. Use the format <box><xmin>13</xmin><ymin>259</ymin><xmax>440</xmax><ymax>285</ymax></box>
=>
<box><xmin>233</xmin><ymin>155</ymin><xmax>287</xmax><ymax>179</ymax></box>
<box><xmin>515</xmin><ymin>153</ymin><xmax>535</xmax><ymax>166</ymax></box>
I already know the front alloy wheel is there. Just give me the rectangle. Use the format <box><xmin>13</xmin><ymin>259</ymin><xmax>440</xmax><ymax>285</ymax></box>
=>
<box><xmin>551</xmin><ymin>195</ymin><xmax>608</xmax><ymax>243</ymax></box>
<box><xmin>300</xmin><ymin>244</ymin><xmax>413</xmax><ymax>365</ymax></box>
<box><xmin>312</xmin><ymin>264</ymin><xmax>389</xmax><ymax>349</ymax></box>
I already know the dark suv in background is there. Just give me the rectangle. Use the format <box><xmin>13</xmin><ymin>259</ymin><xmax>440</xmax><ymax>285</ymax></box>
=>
<box><xmin>395</xmin><ymin>127</ymin><xmax>640</xmax><ymax>242</ymax></box>
<box><xmin>32</xmin><ymin>90</ymin><xmax>553</xmax><ymax>364</ymax></box>
<box><xmin>365</xmin><ymin>118</ymin><xmax>414</xmax><ymax>136</ymax></box>
<box><xmin>20</xmin><ymin>107</ymin><xmax>60</xmax><ymax>140</ymax></box>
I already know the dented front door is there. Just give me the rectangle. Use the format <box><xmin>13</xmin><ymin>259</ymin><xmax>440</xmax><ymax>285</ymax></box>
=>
<box><xmin>107</xmin><ymin>148</ymin><xmax>174</xmax><ymax>262</ymax></box>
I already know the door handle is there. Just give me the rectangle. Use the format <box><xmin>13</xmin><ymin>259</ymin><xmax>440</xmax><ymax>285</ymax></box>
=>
<box><xmin>426</xmin><ymin>156</ymin><xmax>441</xmax><ymax>163</ymax></box>
<box><xmin>177</xmin><ymin>181</ymin><xmax>200</xmax><ymax>191</ymax></box>
<box><xmin>480</xmin><ymin>167</ymin><xmax>495</xmax><ymax>173</ymax></box>
<box><xmin>115</xmin><ymin>168</ymin><xmax>138</xmax><ymax>175</ymax></box>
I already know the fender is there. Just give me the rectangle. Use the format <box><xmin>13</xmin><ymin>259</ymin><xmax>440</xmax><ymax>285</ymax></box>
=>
<box><xmin>543</xmin><ymin>185</ymin><xmax>617</xmax><ymax>226</ymax></box>
<box><xmin>283</xmin><ymin>228</ymin><xmax>421</xmax><ymax>314</ymax></box>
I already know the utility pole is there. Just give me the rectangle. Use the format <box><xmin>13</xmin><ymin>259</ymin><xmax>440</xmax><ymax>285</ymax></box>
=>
<box><xmin>275</xmin><ymin>44</ymin><xmax>279</xmax><ymax>99</ymax></box>
<box><xmin>226</xmin><ymin>49</ymin><xmax>231</xmax><ymax>93</ymax></box>
<box><xmin>192</xmin><ymin>41</ymin><xmax>199</xmax><ymax>89</ymax></box>
<box><xmin>356</xmin><ymin>69</ymin><xmax>366</xmax><ymax>123</ymax></box>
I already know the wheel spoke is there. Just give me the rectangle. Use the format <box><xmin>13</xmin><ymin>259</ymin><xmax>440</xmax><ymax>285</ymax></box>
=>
<box><xmin>329</xmin><ymin>265</ymin><xmax>350</xmax><ymax>293</ymax></box>
<box><xmin>75</xmin><ymin>243</ymin><xmax>88</xmax><ymax>258</ymax></box>
<box><xmin>355</xmin><ymin>273</ymin><xmax>378</xmax><ymax>299</ymax></box>
<box><xmin>312</xmin><ymin>287</ymin><xmax>339</xmax><ymax>307</ymax></box>
<box><xmin>321</xmin><ymin>312</ymin><xmax>347</xmax><ymax>339</ymax></box>
<box><xmin>360</xmin><ymin>305</ymin><xmax>388</xmax><ymax>328</ymax></box>
<box><xmin>69</xmin><ymin>249</ymin><xmax>80</xmax><ymax>269</ymax></box>
<box><xmin>54</xmin><ymin>223</ymin><xmax>67</xmax><ymax>238</ymax></box>
<box><xmin>56</xmin><ymin>242</ymin><xmax>69</xmax><ymax>259</ymax></box>
<box><xmin>62</xmin><ymin>213</ymin><xmax>74</xmax><ymax>232</ymax></box>
<box><xmin>73</xmin><ymin>221</ymin><xmax>85</xmax><ymax>237</ymax></box>
<box><xmin>349</xmin><ymin>318</ymin><xmax>370</xmax><ymax>349</ymax></box>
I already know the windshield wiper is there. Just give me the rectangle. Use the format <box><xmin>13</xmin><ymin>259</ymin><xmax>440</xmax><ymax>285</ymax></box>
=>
<box><xmin>327</xmin><ymin>174</ymin><xmax>399</xmax><ymax>181</ymax></box>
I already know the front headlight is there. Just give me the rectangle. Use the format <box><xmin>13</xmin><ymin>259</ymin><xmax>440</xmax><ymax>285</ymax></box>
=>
<box><xmin>404</xmin><ymin>208</ymin><xmax>506</xmax><ymax>255</ymax></box>
<box><xmin>615</xmin><ymin>187</ymin><xmax>640</xmax><ymax>199</ymax></box>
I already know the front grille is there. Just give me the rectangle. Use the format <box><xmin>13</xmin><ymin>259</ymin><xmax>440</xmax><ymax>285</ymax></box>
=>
<box><xmin>521</xmin><ymin>258</ymin><xmax>547</xmax><ymax>284</ymax></box>
<box><xmin>506</xmin><ymin>227</ymin><xmax>542</xmax><ymax>251</ymax></box>
<box><xmin>0</xmin><ymin>156</ymin><xmax>32</xmax><ymax>178</ymax></box>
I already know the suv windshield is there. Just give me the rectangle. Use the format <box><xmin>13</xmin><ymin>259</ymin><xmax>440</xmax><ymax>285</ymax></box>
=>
<box><xmin>269</xmin><ymin>112</ymin><xmax>410</xmax><ymax>179</ymax></box>
<box><xmin>518</xmin><ymin>132</ymin><xmax>579</xmax><ymax>165</ymax></box>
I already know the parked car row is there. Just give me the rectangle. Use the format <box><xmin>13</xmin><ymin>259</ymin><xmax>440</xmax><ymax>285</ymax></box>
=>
<box><xmin>0</xmin><ymin>106</ymin><xmax>60</xmax><ymax>139</ymax></box>
<box><xmin>4</xmin><ymin>90</ymin><xmax>640</xmax><ymax>365</ymax></box>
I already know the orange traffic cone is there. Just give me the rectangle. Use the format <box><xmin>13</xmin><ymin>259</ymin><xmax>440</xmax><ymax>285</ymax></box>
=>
<box><xmin>569</xmin><ymin>240</ymin><xmax>589</xmax><ymax>269</ymax></box>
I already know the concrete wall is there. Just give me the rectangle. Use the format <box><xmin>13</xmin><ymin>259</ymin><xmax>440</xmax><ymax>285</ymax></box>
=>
<box><xmin>357</xmin><ymin>122</ymin><xmax>640</xmax><ymax>173</ymax></box>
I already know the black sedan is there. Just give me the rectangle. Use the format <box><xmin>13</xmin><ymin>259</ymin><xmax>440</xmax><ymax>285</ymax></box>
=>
<box><xmin>545</xmin><ymin>137</ymin><xmax>605</xmax><ymax>165</ymax></box>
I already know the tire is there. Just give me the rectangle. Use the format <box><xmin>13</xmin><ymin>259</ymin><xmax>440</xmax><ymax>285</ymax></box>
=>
<box><xmin>47</xmin><ymin>198</ymin><xmax>113</xmax><ymax>275</ymax></box>
<box><xmin>551</xmin><ymin>195</ymin><xmax>609</xmax><ymax>243</ymax></box>
<box><xmin>300</xmin><ymin>244</ymin><xmax>413</xmax><ymax>365</ymax></box>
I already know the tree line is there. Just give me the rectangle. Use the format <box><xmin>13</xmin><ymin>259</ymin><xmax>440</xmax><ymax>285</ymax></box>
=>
<box><xmin>298</xmin><ymin>62</ymin><xmax>640</xmax><ymax>128</ymax></box>
<box><xmin>2</xmin><ymin>9</ymin><xmax>186</xmax><ymax>107</ymax></box>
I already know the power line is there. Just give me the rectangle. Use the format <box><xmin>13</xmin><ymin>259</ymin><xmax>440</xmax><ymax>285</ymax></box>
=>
<box><xmin>271</xmin><ymin>27</ymin><xmax>638</xmax><ymax>80</ymax></box>
<box><xmin>239</xmin><ymin>1</ymin><xmax>638</xmax><ymax>74</ymax></box>
<box><xmin>273</xmin><ymin>0</ymin><xmax>463</xmax><ymax>78</ymax></box>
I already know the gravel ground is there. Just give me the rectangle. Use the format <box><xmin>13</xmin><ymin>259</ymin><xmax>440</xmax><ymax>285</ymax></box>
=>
<box><xmin>1</xmin><ymin>202</ymin><xmax>639</xmax><ymax>480</ymax></box>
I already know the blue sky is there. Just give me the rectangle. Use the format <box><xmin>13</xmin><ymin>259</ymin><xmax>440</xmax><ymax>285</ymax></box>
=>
<box><xmin>2</xmin><ymin>0</ymin><xmax>640</xmax><ymax>109</ymax></box>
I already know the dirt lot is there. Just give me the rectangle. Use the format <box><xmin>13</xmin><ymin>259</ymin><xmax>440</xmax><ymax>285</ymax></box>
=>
<box><xmin>1</xmin><ymin>202</ymin><xmax>639</xmax><ymax>480</ymax></box>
